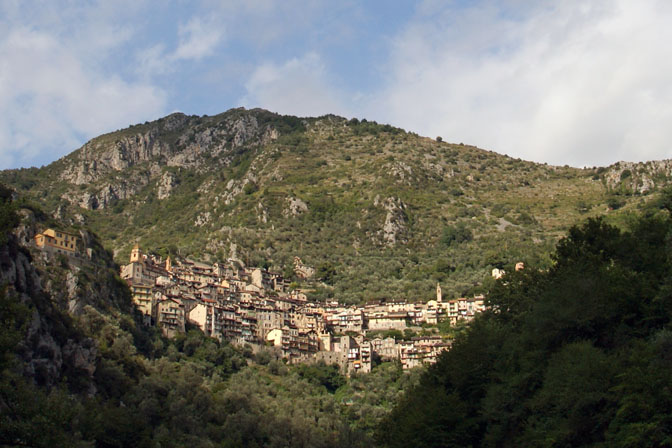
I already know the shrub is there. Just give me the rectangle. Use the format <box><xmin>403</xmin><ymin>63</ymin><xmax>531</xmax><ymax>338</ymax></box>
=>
<box><xmin>607</xmin><ymin>196</ymin><xmax>625</xmax><ymax>210</ymax></box>
<box><xmin>0</xmin><ymin>184</ymin><xmax>19</xmax><ymax>245</ymax></box>
<box><xmin>441</xmin><ymin>222</ymin><xmax>473</xmax><ymax>247</ymax></box>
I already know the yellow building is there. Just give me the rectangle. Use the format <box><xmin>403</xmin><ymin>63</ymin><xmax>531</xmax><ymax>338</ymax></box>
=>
<box><xmin>129</xmin><ymin>283</ymin><xmax>154</xmax><ymax>318</ymax></box>
<box><xmin>34</xmin><ymin>228</ymin><xmax>81</xmax><ymax>254</ymax></box>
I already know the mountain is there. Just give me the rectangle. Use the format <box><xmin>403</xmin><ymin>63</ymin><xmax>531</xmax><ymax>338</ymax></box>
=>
<box><xmin>2</xmin><ymin>107</ymin><xmax>670</xmax><ymax>303</ymax></box>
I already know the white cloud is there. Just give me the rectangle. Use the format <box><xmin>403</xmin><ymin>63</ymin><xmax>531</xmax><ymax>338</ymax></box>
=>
<box><xmin>0</xmin><ymin>26</ymin><xmax>166</xmax><ymax>168</ymax></box>
<box><xmin>134</xmin><ymin>15</ymin><xmax>225</xmax><ymax>78</ymax></box>
<box><xmin>372</xmin><ymin>0</ymin><xmax>672</xmax><ymax>167</ymax></box>
<box><xmin>203</xmin><ymin>0</ymin><xmax>332</xmax><ymax>48</ymax></box>
<box><xmin>136</xmin><ymin>44</ymin><xmax>170</xmax><ymax>77</ymax></box>
<box><xmin>174</xmin><ymin>17</ymin><xmax>224</xmax><ymax>61</ymax></box>
<box><xmin>240</xmin><ymin>53</ymin><xmax>351</xmax><ymax>118</ymax></box>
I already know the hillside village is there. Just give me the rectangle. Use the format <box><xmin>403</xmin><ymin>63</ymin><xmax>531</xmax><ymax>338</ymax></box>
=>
<box><xmin>120</xmin><ymin>244</ymin><xmax>488</xmax><ymax>373</ymax></box>
<box><xmin>33</xmin><ymin>227</ymin><xmax>488</xmax><ymax>373</ymax></box>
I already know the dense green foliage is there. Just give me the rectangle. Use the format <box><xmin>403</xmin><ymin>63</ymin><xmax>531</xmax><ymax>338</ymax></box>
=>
<box><xmin>0</xmin><ymin>184</ymin><xmax>19</xmax><ymax>245</ymax></box>
<box><xmin>1</xmin><ymin>321</ymin><xmax>415</xmax><ymax>447</ymax></box>
<box><xmin>379</xmin><ymin>208</ymin><xmax>672</xmax><ymax>447</ymax></box>
<box><xmin>1</xmin><ymin>292</ymin><xmax>417</xmax><ymax>447</ymax></box>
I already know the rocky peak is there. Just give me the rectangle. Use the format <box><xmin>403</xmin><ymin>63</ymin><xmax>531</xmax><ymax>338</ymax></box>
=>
<box><xmin>60</xmin><ymin>127</ymin><xmax>168</xmax><ymax>185</ymax></box>
<box><xmin>158</xmin><ymin>112</ymin><xmax>190</xmax><ymax>132</ymax></box>
<box><xmin>59</xmin><ymin>109</ymin><xmax>280</xmax><ymax>185</ymax></box>
<box><xmin>53</xmin><ymin>108</ymin><xmax>285</xmax><ymax>210</ymax></box>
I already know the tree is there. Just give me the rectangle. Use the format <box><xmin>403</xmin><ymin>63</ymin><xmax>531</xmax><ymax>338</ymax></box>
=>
<box><xmin>0</xmin><ymin>184</ymin><xmax>19</xmax><ymax>245</ymax></box>
<box><xmin>440</xmin><ymin>222</ymin><xmax>473</xmax><ymax>247</ymax></box>
<box><xmin>317</xmin><ymin>262</ymin><xmax>337</xmax><ymax>285</ymax></box>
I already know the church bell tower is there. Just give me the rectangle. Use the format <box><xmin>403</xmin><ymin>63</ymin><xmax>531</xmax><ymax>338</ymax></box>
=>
<box><xmin>130</xmin><ymin>244</ymin><xmax>143</xmax><ymax>264</ymax></box>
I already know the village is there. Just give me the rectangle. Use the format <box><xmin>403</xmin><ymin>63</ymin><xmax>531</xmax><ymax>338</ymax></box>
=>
<box><xmin>35</xmin><ymin>227</ymin><xmax>488</xmax><ymax>374</ymax></box>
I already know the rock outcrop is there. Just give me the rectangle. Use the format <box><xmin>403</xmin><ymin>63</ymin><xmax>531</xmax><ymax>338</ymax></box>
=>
<box><xmin>379</xmin><ymin>197</ymin><xmax>409</xmax><ymax>246</ymax></box>
<box><xmin>57</xmin><ymin>109</ymin><xmax>281</xmax><ymax>210</ymax></box>
<box><xmin>1</xmin><ymin>206</ymin><xmax>133</xmax><ymax>392</ymax></box>
<box><xmin>0</xmin><ymin>233</ymin><xmax>98</xmax><ymax>391</ymax></box>
<box><xmin>60</xmin><ymin>128</ymin><xmax>171</xmax><ymax>185</ymax></box>
<box><xmin>604</xmin><ymin>160</ymin><xmax>672</xmax><ymax>194</ymax></box>
<box><xmin>70</xmin><ymin>178</ymin><xmax>149</xmax><ymax>210</ymax></box>
<box><xmin>284</xmin><ymin>197</ymin><xmax>309</xmax><ymax>217</ymax></box>
<box><xmin>157</xmin><ymin>171</ymin><xmax>178</xmax><ymax>200</ymax></box>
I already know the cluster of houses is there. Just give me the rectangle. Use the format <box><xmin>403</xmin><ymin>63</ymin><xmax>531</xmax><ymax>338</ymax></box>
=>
<box><xmin>31</xmin><ymin>229</ymin><xmax>488</xmax><ymax>374</ymax></box>
<box><xmin>118</xmin><ymin>244</ymin><xmax>487</xmax><ymax>373</ymax></box>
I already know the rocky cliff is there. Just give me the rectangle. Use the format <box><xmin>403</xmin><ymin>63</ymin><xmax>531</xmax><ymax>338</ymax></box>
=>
<box><xmin>603</xmin><ymin>159</ymin><xmax>672</xmax><ymax>194</ymax></box>
<box><xmin>56</xmin><ymin>110</ymin><xmax>281</xmax><ymax>210</ymax></box>
<box><xmin>0</xmin><ymin>200</ymin><xmax>134</xmax><ymax>393</ymax></box>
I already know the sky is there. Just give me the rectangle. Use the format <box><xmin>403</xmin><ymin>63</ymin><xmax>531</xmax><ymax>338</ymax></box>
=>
<box><xmin>1</xmin><ymin>0</ymin><xmax>671</xmax><ymax>169</ymax></box>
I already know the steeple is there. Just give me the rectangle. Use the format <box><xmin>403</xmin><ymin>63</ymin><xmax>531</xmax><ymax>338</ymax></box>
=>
<box><xmin>436</xmin><ymin>282</ymin><xmax>442</xmax><ymax>303</ymax></box>
<box><xmin>130</xmin><ymin>244</ymin><xmax>143</xmax><ymax>263</ymax></box>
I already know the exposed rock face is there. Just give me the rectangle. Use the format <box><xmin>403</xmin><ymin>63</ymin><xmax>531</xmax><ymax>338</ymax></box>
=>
<box><xmin>0</xmin><ymin>207</ymin><xmax>135</xmax><ymax>393</ymax></box>
<box><xmin>0</xmin><ymin>235</ymin><xmax>97</xmax><ymax>391</ymax></box>
<box><xmin>423</xmin><ymin>154</ymin><xmax>445</xmax><ymax>178</ymax></box>
<box><xmin>60</xmin><ymin>129</ymin><xmax>170</xmax><ymax>185</ymax></box>
<box><xmin>294</xmin><ymin>256</ymin><xmax>315</xmax><ymax>279</ymax></box>
<box><xmin>604</xmin><ymin>160</ymin><xmax>672</xmax><ymax>194</ymax></box>
<box><xmin>387</xmin><ymin>161</ymin><xmax>414</xmax><ymax>184</ymax></box>
<box><xmin>380</xmin><ymin>197</ymin><xmax>408</xmax><ymax>246</ymax></box>
<box><xmin>194</xmin><ymin>212</ymin><xmax>211</xmax><ymax>227</ymax></box>
<box><xmin>223</xmin><ymin>173</ymin><xmax>258</xmax><ymax>205</ymax></box>
<box><xmin>232</xmin><ymin>115</ymin><xmax>260</xmax><ymax>147</ymax></box>
<box><xmin>284</xmin><ymin>197</ymin><xmax>309</xmax><ymax>217</ymax></box>
<box><xmin>263</xmin><ymin>127</ymin><xmax>280</xmax><ymax>143</ymax></box>
<box><xmin>57</xmin><ymin>109</ymin><xmax>280</xmax><ymax>209</ymax></box>
<box><xmin>70</xmin><ymin>178</ymin><xmax>149</xmax><ymax>210</ymax></box>
<box><xmin>158</xmin><ymin>171</ymin><xmax>178</xmax><ymax>200</ymax></box>
<box><xmin>257</xmin><ymin>202</ymin><xmax>268</xmax><ymax>224</ymax></box>
<box><xmin>78</xmin><ymin>192</ymin><xmax>97</xmax><ymax>210</ymax></box>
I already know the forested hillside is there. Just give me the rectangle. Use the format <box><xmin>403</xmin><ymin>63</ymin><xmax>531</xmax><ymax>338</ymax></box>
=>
<box><xmin>378</xmin><ymin>193</ymin><xmax>672</xmax><ymax>447</ymax></box>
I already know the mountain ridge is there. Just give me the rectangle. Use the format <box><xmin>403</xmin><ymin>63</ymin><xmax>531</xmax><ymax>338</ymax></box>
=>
<box><xmin>2</xmin><ymin>107</ymin><xmax>671</xmax><ymax>303</ymax></box>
